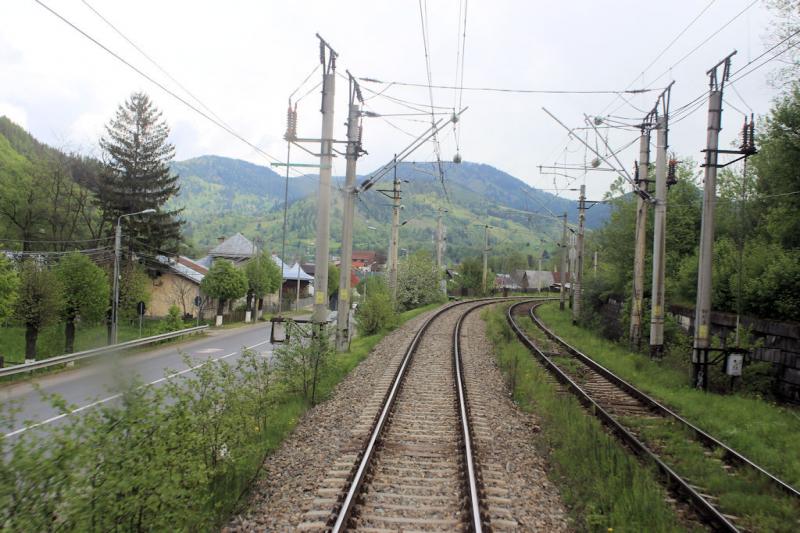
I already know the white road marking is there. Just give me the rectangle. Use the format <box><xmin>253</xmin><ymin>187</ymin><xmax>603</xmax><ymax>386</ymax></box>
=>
<box><xmin>4</xmin><ymin>341</ymin><xmax>270</xmax><ymax>438</ymax></box>
<box><xmin>194</xmin><ymin>348</ymin><xmax>223</xmax><ymax>354</ymax></box>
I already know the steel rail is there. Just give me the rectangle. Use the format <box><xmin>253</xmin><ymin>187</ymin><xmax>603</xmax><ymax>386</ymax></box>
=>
<box><xmin>0</xmin><ymin>325</ymin><xmax>208</xmax><ymax>378</ymax></box>
<box><xmin>527</xmin><ymin>304</ymin><xmax>800</xmax><ymax>500</ymax></box>
<box><xmin>330</xmin><ymin>296</ymin><xmax>542</xmax><ymax>532</ymax></box>
<box><xmin>506</xmin><ymin>301</ymin><xmax>739</xmax><ymax>532</ymax></box>
<box><xmin>453</xmin><ymin>303</ymin><xmax>488</xmax><ymax>532</ymax></box>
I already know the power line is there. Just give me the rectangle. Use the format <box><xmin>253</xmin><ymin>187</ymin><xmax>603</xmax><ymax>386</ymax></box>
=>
<box><xmin>33</xmin><ymin>0</ymin><xmax>299</xmax><ymax>175</ymax></box>
<box><xmin>79</xmin><ymin>0</ymin><xmax>235</xmax><ymax>133</ymax></box>
<box><xmin>361</xmin><ymin>78</ymin><xmax>661</xmax><ymax>95</ymax></box>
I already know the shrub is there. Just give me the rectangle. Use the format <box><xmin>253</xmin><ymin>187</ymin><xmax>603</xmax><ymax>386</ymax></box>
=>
<box><xmin>355</xmin><ymin>277</ymin><xmax>397</xmax><ymax>336</ymax></box>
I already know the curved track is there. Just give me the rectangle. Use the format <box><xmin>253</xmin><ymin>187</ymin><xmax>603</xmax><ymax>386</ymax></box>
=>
<box><xmin>507</xmin><ymin>300</ymin><xmax>800</xmax><ymax>532</ymax></box>
<box><xmin>300</xmin><ymin>298</ymin><xmax>531</xmax><ymax>532</ymax></box>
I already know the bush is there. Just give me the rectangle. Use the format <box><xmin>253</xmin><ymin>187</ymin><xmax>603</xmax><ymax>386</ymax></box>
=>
<box><xmin>0</xmin><ymin>350</ymin><xmax>274</xmax><ymax>531</ymax></box>
<box><xmin>273</xmin><ymin>323</ymin><xmax>333</xmax><ymax>405</ymax></box>
<box><xmin>157</xmin><ymin>304</ymin><xmax>184</xmax><ymax>334</ymax></box>
<box><xmin>355</xmin><ymin>277</ymin><xmax>397</xmax><ymax>336</ymax></box>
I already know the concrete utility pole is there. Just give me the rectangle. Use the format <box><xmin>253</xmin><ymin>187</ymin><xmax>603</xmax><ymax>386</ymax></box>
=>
<box><xmin>559</xmin><ymin>213</ymin><xmax>568</xmax><ymax>310</ymax></box>
<box><xmin>649</xmin><ymin>114</ymin><xmax>669</xmax><ymax>359</ymax></box>
<box><xmin>436</xmin><ymin>208</ymin><xmax>448</xmax><ymax>296</ymax></box>
<box><xmin>693</xmin><ymin>52</ymin><xmax>736</xmax><ymax>389</ymax></box>
<box><xmin>538</xmin><ymin>256</ymin><xmax>543</xmax><ymax>292</ymax></box>
<box><xmin>481</xmin><ymin>224</ymin><xmax>491</xmax><ymax>294</ymax></box>
<box><xmin>630</xmin><ymin>125</ymin><xmax>651</xmax><ymax>349</ymax></box>
<box><xmin>335</xmin><ymin>74</ymin><xmax>364</xmax><ymax>352</ymax></box>
<box><xmin>573</xmin><ymin>184</ymin><xmax>586</xmax><ymax>324</ymax></box>
<box><xmin>387</xmin><ymin>159</ymin><xmax>401</xmax><ymax>301</ymax></box>
<box><xmin>312</xmin><ymin>37</ymin><xmax>337</xmax><ymax>326</ymax></box>
<box><xmin>111</xmin><ymin>208</ymin><xmax>154</xmax><ymax>344</ymax></box>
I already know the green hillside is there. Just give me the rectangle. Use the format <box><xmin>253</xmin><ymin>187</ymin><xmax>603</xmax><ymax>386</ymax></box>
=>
<box><xmin>172</xmin><ymin>156</ymin><xmax>610</xmax><ymax>265</ymax></box>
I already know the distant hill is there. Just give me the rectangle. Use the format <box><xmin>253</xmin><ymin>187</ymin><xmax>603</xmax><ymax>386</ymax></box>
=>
<box><xmin>171</xmin><ymin>156</ymin><xmax>610</xmax><ymax>264</ymax></box>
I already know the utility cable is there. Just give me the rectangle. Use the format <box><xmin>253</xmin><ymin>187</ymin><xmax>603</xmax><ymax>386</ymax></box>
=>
<box><xmin>33</xmin><ymin>0</ymin><xmax>300</xmax><ymax>175</ymax></box>
<box><xmin>361</xmin><ymin>78</ymin><xmax>661</xmax><ymax>95</ymax></box>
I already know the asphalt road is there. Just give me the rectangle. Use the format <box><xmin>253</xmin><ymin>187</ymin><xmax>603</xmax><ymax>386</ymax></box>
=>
<box><xmin>0</xmin><ymin>322</ymin><xmax>277</xmax><ymax>439</ymax></box>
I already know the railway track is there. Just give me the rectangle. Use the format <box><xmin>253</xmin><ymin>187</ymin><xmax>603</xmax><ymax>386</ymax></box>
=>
<box><xmin>298</xmin><ymin>298</ymin><xmax>527</xmax><ymax>532</ymax></box>
<box><xmin>507</xmin><ymin>300</ymin><xmax>800</xmax><ymax>532</ymax></box>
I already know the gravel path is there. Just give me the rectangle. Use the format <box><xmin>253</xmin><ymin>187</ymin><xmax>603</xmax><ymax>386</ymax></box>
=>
<box><xmin>225</xmin><ymin>307</ymin><xmax>441</xmax><ymax>532</ymax></box>
<box><xmin>460</xmin><ymin>305</ymin><xmax>569</xmax><ymax>531</ymax></box>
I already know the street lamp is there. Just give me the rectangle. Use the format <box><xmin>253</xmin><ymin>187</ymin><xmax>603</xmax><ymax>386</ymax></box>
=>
<box><xmin>111</xmin><ymin>208</ymin><xmax>156</xmax><ymax>345</ymax></box>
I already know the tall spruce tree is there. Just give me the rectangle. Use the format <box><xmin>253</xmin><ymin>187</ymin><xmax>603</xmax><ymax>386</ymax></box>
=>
<box><xmin>99</xmin><ymin>92</ymin><xmax>183</xmax><ymax>253</ymax></box>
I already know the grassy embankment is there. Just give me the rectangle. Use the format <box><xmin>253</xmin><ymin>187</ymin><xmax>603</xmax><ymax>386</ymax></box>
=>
<box><xmin>483</xmin><ymin>304</ymin><xmax>687</xmax><ymax>532</ymax></box>
<box><xmin>533</xmin><ymin>302</ymin><xmax>800</xmax><ymax>531</ymax></box>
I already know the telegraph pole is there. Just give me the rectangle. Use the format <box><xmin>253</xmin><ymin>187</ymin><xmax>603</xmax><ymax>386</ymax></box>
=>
<box><xmin>387</xmin><ymin>158</ymin><xmax>401</xmax><ymax>301</ymax></box>
<box><xmin>312</xmin><ymin>36</ymin><xmax>337</xmax><ymax>326</ymax></box>
<box><xmin>436</xmin><ymin>208</ymin><xmax>447</xmax><ymax>296</ymax></box>
<box><xmin>693</xmin><ymin>52</ymin><xmax>736</xmax><ymax>389</ymax></box>
<box><xmin>482</xmin><ymin>224</ymin><xmax>490</xmax><ymax>294</ymax></box>
<box><xmin>630</xmin><ymin>123</ymin><xmax>651</xmax><ymax>349</ymax></box>
<box><xmin>573</xmin><ymin>185</ymin><xmax>586</xmax><ymax>324</ymax></box>
<box><xmin>559</xmin><ymin>213</ymin><xmax>568</xmax><ymax>310</ymax></box>
<box><xmin>649</xmin><ymin>113</ymin><xmax>668</xmax><ymax>359</ymax></box>
<box><xmin>335</xmin><ymin>74</ymin><xmax>364</xmax><ymax>351</ymax></box>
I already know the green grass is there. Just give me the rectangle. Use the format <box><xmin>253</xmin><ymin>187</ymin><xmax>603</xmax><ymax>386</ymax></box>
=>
<box><xmin>0</xmin><ymin>320</ymin><xmax>192</xmax><ymax>364</ymax></box>
<box><xmin>536</xmin><ymin>302</ymin><xmax>800</xmax><ymax>489</ymax></box>
<box><xmin>533</xmin><ymin>303</ymin><xmax>800</xmax><ymax>530</ymax></box>
<box><xmin>483</xmin><ymin>304</ymin><xmax>687</xmax><ymax>532</ymax></box>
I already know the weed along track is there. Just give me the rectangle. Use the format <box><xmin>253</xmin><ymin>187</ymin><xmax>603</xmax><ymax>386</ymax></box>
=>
<box><xmin>298</xmin><ymin>299</ymin><xmax>527</xmax><ymax>532</ymax></box>
<box><xmin>507</xmin><ymin>300</ymin><xmax>800</xmax><ymax>532</ymax></box>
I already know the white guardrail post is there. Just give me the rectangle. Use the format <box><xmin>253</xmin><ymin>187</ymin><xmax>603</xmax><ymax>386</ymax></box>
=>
<box><xmin>0</xmin><ymin>325</ymin><xmax>209</xmax><ymax>379</ymax></box>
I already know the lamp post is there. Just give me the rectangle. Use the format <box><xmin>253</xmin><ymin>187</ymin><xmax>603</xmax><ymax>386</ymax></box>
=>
<box><xmin>112</xmin><ymin>208</ymin><xmax>156</xmax><ymax>345</ymax></box>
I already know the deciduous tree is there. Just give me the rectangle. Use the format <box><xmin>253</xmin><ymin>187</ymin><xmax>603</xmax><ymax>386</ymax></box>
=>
<box><xmin>54</xmin><ymin>253</ymin><xmax>110</xmax><ymax>353</ymax></box>
<box><xmin>200</xmin><ymin>260</ymin><xmax>247</xmax><ymax>325</ymax></box>
<box><xmin>14</xmin><ymin>261</ymin><xmax>63</xmax><ymax>359</ymax></box>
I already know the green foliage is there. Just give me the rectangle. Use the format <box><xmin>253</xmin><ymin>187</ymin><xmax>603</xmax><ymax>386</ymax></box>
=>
<box><xmin>243</xmin><ymin>252</ymin><xmax>282</xmax><ymax>298</ymax></box>
<box><xmin>13</xmin><ymin>261</ymin><xmax>63</xmax><ymax>358</ymax></box>
<box><xmin>327</xmin><ymin>262</ymin><xmax>340</xmax><ymax>297</ymax></box>
<box><xmin>118</xmin><ymin>261</ymin><xmax>151</xmax><ymax>320</ymax></box>
<box><xmin>158</xmin><ymin>305</ymin><xmax>184</xmax><ymax>333</ymax></box>
<box><xmin>0</xmin><ymin>255</ymin><xmax>18</xmax><ymax>322</ymax></box>
<box><xmin>0</xmin><ymin>118</ymin><xmax>104</xmax><ymax>248</ymax></box>
<box><xmin>355</xmin><ymin>277</ymin><xmax>397</xmax><ymax>335</ymax></box>
<box><xmin>99</xmin><ymin>92</ymin><xmax>183</xmax><ymax>253</ymax></box>
<box><xmin>0</xmin><ymin>350</ymin><xmax>274</xmax><ymax>531</ymax></box>
<box><xmin>200</xmin><ymin>260</ymin><xmax>247</xmax><ymax>304</ymax></box>
<box><xmin>396</xmin><ymin>250</ymin><xmax>445</xmax><ymax>311</ymax></box>
<box><xmin>456</xmin><ymin>256</ymin><xmax>492</xmax><ymax>294</ymax></box>
<box><xmin>54</xmin><ymin>253</ymin><xmax>109</xmax><ymax>324</ymax></box>
<box><xmin>273</xmin><ymin>324</ymin><xmax>334</xmax><ymax>405</ymax></box>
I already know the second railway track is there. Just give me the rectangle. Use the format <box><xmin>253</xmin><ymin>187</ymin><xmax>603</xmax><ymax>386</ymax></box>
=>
<box><xmin>508</xmin><ymin>300</ymin><xmax>800</xmax><ymax>532</ymax></box>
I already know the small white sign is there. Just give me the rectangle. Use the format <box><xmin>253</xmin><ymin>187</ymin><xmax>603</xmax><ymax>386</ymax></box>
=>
<box><xmin>725</xmin><ymin>354</ymin><xmax>744</xmax><ymax>376</ymax></box>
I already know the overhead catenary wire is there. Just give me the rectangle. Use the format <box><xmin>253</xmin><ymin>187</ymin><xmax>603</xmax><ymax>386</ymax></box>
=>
<box><xmin>33</xmin><ymin>0</ymin><xmax>302</xmax><ymax>176</ymax></box>
<box><xmin>361</xmin><ymin>78</ymin><xmax>662</xmax><ymax>95</ymax></box>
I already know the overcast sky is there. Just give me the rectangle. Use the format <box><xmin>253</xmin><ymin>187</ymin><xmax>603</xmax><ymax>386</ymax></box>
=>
<box><xmin>0</xmin><ymin>0</ymin><xmax>785</xmax><ymax>201</ymax></box>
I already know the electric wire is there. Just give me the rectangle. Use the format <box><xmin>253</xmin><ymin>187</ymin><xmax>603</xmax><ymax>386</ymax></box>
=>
<box><xmin>33</xmin><ymin>0</ymin><xmax>301</xmax><ymax>176</ymax></box>
<box><xmin>361</xmin><ymin>78</ymin><xmax>662</xmax><ymax>95</ymax></box>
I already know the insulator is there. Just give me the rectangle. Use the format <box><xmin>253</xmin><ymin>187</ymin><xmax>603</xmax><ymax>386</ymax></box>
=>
<box><xmin>284</xmin><ymin>106</ymin><xmax>297</xmax><ymax>141</ymax></box>
<box><xmin>451</xmin><ymin>112</ymin><xmax>459</xmax><ymax>124</ymax></box>
<box><xmin>357</xmin><ymin>124</ymin><xmax>363</xmax><ymax>145</ymax></box>
<box><xmin>634</xmin><ymin>160</ymin><xmax>640</xmax><ymax>184</ymax></box>
<box><xmin>593</xmin><ymin>116</ymin><xmax>603</xmax><ymax>126</ymax></box>
<box><xmin>591</xmin><ymin>157</ymin><xmax>601</xmax><ymax>168</ymax></box>
<box><xmin>453</xmin><ymin>152</ymin><xmax>462</xmax><ymax>164</ymax></box>
<box><xmin>667</xmin><ymin>158</ymin><xmax>678</xmax><ymax>187</ymax></box>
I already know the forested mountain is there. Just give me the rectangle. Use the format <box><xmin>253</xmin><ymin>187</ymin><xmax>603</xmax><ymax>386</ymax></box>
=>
<box><xmin>0</xmin><ymin>116</ymin><xmax>106</xmax><ymax>251</ymax></box>
<box><xmin>171</xmin><ymin>156</ymin><xmax>610</xmax><ymax>264</ymax></box>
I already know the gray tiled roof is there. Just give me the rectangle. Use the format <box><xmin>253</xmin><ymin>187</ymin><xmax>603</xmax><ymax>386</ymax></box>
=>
<box><xmin>209</xmin><ymin>233</ymin><xmax>257</xmax><ymax>258</ymax></box>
